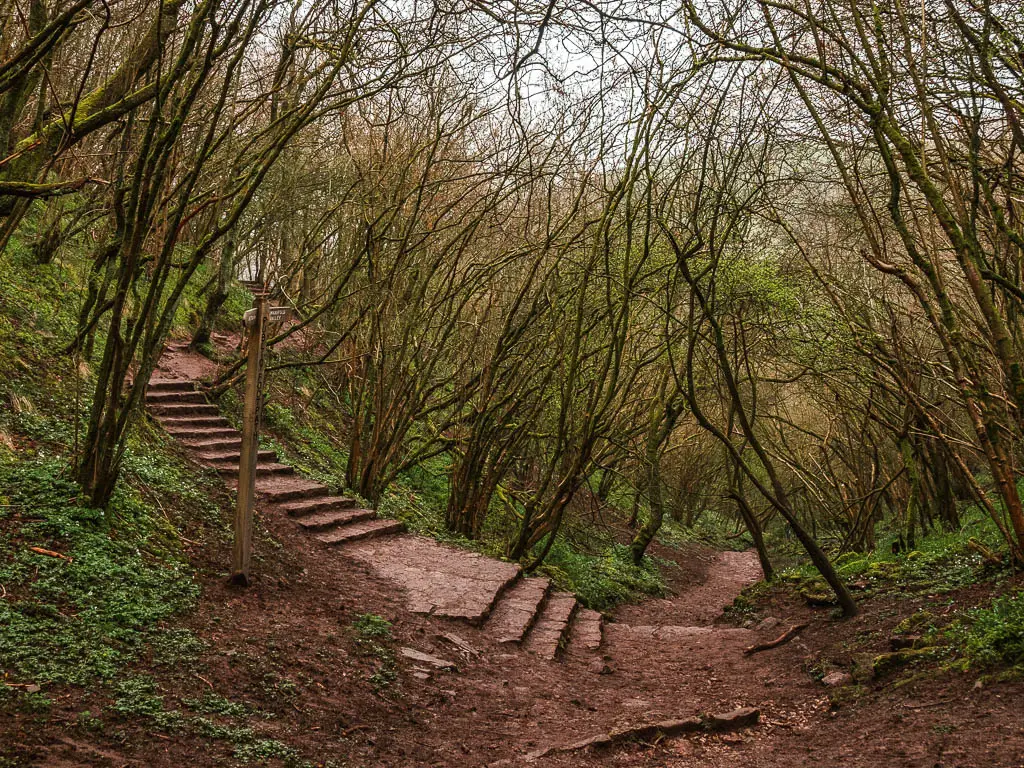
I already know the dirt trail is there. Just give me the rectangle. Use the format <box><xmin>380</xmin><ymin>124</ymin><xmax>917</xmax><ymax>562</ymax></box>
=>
<box><xmin>614</xmin><ymin>548</ymin><xmax>764</xmax><ymax>628</ymax></box>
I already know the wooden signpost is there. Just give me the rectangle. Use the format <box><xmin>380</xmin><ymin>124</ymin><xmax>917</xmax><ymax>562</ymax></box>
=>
<box><xmin>230</xmin><ymin>293</ymin><xmax>268</xmax><ymax>586</ymax></box>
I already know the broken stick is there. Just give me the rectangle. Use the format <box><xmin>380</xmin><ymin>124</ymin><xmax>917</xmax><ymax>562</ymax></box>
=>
<box><xmin>743</xmin><ymin>623</ymin><xmax>808</xmax><ymax>655</ymax></box>
<box><xmin>28</xmin><ymin>546</ymin><xmax>72</xmax><ymax>562</ymax></box>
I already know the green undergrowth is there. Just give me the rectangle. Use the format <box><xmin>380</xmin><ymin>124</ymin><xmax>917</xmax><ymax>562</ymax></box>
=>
<box><xmin>0</xmin><ymin>233</ymin><xmax>232</xmax><ymax>710</ymax></box>
<box><xmin>778</xmin><ymin>505</ymin><xmax>1011</xmax><ymax>604</ymax></box>
<box><xmin>260</xmin><ymin>399</ymin><xmax>352</xmax><ymax>493</ymax></box>
<box><xmin>0</xmin><ymin>447</ymin><xmax>215</xmax><ymax>695</ymax></box>
<box><xmin>538</xmin><ymin>539</ymin><xmax>669</xmax><ymax>611</ymax></box>
<box><xmin>740</xmin><ymin>502</ymin><xmax>1024</xmax><ymax>677</ymax></box>
<box><xmin>657</xmin><ymin>513</ymin><xmax>753</xmax><ymax>552</ymax></box>
<box><xmin>947</xmin><ymin>591</ymin><xmax>1024</xmax><ymax>672</ymax></box>
<box><xmin>106</xmin><ymin>674</ymin><xmax>310</xmax><ymax>766</ymax></box>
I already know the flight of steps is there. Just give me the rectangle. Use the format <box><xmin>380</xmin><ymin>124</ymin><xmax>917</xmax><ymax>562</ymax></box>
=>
<box><xmin>147</xmin><ymin>370</ymin><xmax>602</xmax><ymax>661</ymax></box>
<box><xmin>481</xmin><ymin>575</ymin><xmax>604</xmax><ymax>660</ymax></box>
<box><xmin>146</xmin><ymin>377</ymin><xmax>403</xmax><ymax>546</ymax></box>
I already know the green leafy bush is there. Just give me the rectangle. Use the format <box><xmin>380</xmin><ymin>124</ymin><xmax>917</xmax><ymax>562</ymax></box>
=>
<box><xmin>350</xmin><ymin>613</ymin><xmax>393</xmax><ymax>640</ymax></box>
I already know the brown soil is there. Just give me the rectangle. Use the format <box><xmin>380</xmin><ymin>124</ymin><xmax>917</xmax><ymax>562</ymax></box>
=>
<box><xmin>9</xmin><ymin>511</ymin><xmax>1023</xmax><ymax>767</ymax></box>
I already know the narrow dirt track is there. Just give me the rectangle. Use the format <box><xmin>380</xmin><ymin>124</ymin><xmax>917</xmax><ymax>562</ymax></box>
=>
<box><xmin>614</xmin><ymin>548</ymin><xmax>764</xmax><ymax>627</ymax></box>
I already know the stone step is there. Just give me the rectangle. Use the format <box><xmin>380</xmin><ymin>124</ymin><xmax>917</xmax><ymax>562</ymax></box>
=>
<box><xmin>198</xmin><ymin>449</ymin><xmax>277</xmax><ymax>464</ymax></box>
<box><xmin>186</xmin><ymin>437</ymin><xmax>243</xmax><ymax>452</ymax></box>
<box><xmin>147</xmin><ymin>379</ymin><xmax>195</xmax><ymax>393</ymax></box>
<box><xmin>150</xmin><ymin>403</ymin><xmax>221</xmax><ymax>417</ymax></box>
<box><xmin>165</xmin><ymin>426</ymin><xmax>239</xmax><ymax>440</ymax></box>
<box><xmin>316</xmin><ymin>518</ymin><xmax>405</xmax><ymax>545</ymax></box>
<box><xmin>522</xmin><ymin>592</ymin><xmax>578</xmax><ymax>660</ymax></box>
<box><xmin>216</xmin><ymin>462</ymin><xmax>293</xmax><ymax>477</ymax></box>
<box><xmin>159</xmin><ymin>415</ymin><xmax>232</xmax><ymax>429</ymax></box>
<box><xmin>570</xmin><ymin>608</ymin><xmax>604</xmax><ymax>651</ymax></box>
<box><xmin>485</xmin><ymin>577</ymin><xmax>552</xmax><ymax>644</ymax></box>
<box><xmin>256</xmin><ymin>477</ymin><xmax>331</xmax><ymax>503</ymax></box>
<box><xmin>281</xmin><ymin>495</ymin><xmax>359</xmax><ymax>517</ymax></box>
<box><xmin>294</xmin><ymin>508</ymin><xmax>376</xmax><ymax>532</ymax></box>
<box><xmin>145</xmin><ymin>390</ymin><xmax>207</xmax><ymax>405</ymax></box>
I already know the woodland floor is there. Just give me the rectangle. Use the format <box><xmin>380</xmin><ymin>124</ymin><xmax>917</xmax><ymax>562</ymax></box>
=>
<box><xmin>5</xmin><ymin>516</ymin><xmax>1024</xmax><ymax>767</ymax></box>
<box><xmin>4</xmin><ymin>342</ymin><xmax>1024</xmax><ymax>767</ymax></box>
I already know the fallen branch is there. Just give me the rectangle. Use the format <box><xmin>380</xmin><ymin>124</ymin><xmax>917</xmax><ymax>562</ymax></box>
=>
<box><xmin>195</xmin><ymin>673</ymin><xmax>214</xmax><ymax>689</ymax></box>
<box><xmin>967</xmin><ymin>538</ymin><xmax>1003</xmax><ymax>565</ymax></box>
<box><xmin>504</xmin><ymin>708</ymin><xmax>761</xmax><ymax>765</ymax></box>
<box><xmin>28</xmin><ymin>546</ymin><xmax>73</xmax><ymax>562</ymax></box>
<box><xmin>743</xmin><ymin>623</ymin><xmax>808</xmax><ymax>655</ymax></box>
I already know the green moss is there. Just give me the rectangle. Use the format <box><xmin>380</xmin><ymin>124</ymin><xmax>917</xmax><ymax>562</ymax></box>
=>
<box><xmin>872</xmin><ymin>647</ymin><xmax>940</xmax><ymax>676</ymax></box>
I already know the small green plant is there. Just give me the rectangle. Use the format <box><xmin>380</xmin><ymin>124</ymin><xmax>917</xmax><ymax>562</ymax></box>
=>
<box><xmin>109</xmin><ymin>676</ymin><xmax>186</xmax><ymax>731</ymax></box>
<box><xmin>369</xmin><ymin>663</ymin><xmax>397</xmax><ymax>690</ymax></box>
<box><xmin>350</xmin><ymin>614</ymin><xmax>397</xmax><ymax>691</ymax></box>
<box><xmin>258</xmin><ymin>672</ymin><xmax>300</xmax><ymax>700</ymax></box>
<box><xmin>18</xmin><ymin>691</ymin><xmax>52</xmax><ymax>714</ymax></box>
<box><xmin>351</xmin><ymin>613</ymin><xmax>393</xmax><ymax>640</ymax></box>
<box><xmin>183</xmin><ymin>692</ymin><xmax>255</xmax><ymax>719</ymax></box>
<box><xmin>149</xmin><ymin>628</ymin><xmax>206</xmax><ymax>666</ymax></box>
<box><xmin>76</xmin><ymin>710</ymin><xmax>104</xmax><ymax>732</ymax></box>
<box><xmin>233</xmin><ymin>738</ymin><xmax>301</xmax><ymax>765</ymax></box>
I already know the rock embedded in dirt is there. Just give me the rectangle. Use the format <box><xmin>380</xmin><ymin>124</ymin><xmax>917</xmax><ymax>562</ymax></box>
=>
<box><xmin>889</xmin><ymin>634</ymin><xmax>923</xmax><ymax>651</ymax></box>
<box><xmin>399</xmin><ymin>648</ymin><xmax>457</xmax><ymax>671</ymax></box>
<box><xmin>755</xmin><ymin>616</ymin><xmax>781</xmax><ymax>632</ymax></box>
<box><xmin>437</xmin><ymin>632</ymin><xmax>479</xmax><ymax>658</ymax></box>
<box><xmin>822</xmin><ymin>671</ymin><xmax>854</xmax><ymax>687</ymax></box>
<box><xmin>851</xmin><ymin>652</ymin><xmax>877</xmax><ymax>683</ymax></box>
<box><xmin>588</xmin><ymin>660</ymin><xmax>614</xmax><ymax>675</ymax></box>
<box><xmin>705</xmin><ymin>707</ymin><xmax>760</xmax><ymax>731</ymax></box>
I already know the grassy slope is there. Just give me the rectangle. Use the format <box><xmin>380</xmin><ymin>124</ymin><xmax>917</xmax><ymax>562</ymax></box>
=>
<box><xmin>0</xmin><ymin>237</ymin><xmax>319</xmax><ymax>764</ymax></box>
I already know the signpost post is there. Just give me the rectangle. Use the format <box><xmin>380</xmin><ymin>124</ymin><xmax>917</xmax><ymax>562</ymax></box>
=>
<box><xmin>230</xmin><ymin>292</ymin><xmax>268</xmax><ymax>586</ymax></box>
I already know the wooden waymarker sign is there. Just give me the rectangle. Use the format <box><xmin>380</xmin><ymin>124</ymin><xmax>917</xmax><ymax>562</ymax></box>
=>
<box><xmin>268</xmin><ymin>307</ymin><xmax>288</xmax><ymax>322</ymax></box>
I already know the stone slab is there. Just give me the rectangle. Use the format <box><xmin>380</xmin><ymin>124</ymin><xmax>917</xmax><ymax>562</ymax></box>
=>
<box><xmin>486</xmin><ymin>577</ymin><xmax>550</xmax><ymax>644</ymax></box>
<box><xmin>342</xmin><ymin>535</ymin><xmax>521</xmax><ymax>625</ymax></box>
<box><xmin>571</xmin><ymin>608</ymin><xmax>603</xmax><ymax>651</ymax></box>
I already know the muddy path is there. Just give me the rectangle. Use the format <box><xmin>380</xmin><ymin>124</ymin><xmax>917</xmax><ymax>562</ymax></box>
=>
<box><xmin>613</xmin><ymin>546</ymin><xmax>764</xmax><ymax>628</ymax></box>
